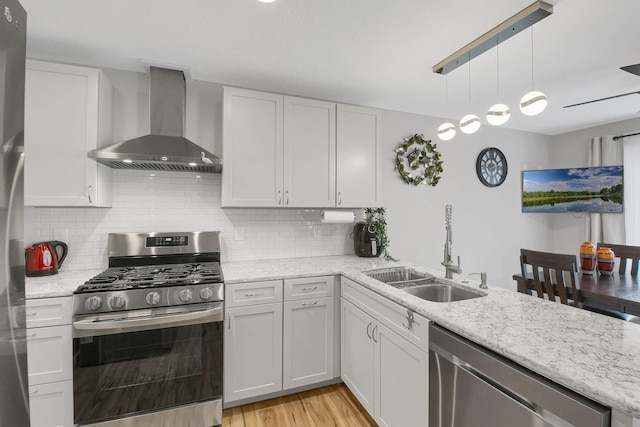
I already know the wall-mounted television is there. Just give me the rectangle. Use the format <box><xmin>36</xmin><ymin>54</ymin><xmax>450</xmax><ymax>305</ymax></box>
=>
<box><xmin>522</xmin><ymin>166</ymin><xmax>623</xmax><ymax>213</ymax></box>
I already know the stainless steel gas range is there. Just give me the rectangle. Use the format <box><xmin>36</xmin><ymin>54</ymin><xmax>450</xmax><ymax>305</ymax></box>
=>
<box><xmin>72</xmin><ymin>231</ymin><xmax>224</xmax><ymax>427</ymax></box>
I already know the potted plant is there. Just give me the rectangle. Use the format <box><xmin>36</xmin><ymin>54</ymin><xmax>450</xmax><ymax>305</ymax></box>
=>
<box><xmin>353</xmin><ymin>207</ymin><xmax>396</xmax><ymax>261</ymax></box>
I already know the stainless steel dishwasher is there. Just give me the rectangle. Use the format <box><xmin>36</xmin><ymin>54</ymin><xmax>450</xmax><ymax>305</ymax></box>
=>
<box><xmin>429</xmin><ymin>324</ymin><xmax>610</xmax><ymax>427</ymax></box>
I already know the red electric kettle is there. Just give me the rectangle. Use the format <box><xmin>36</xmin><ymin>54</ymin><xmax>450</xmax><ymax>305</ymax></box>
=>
<box><xmin>25</xmin><ymin>240</ymin><xmax>68</xmax><ymax>277</ymax></box>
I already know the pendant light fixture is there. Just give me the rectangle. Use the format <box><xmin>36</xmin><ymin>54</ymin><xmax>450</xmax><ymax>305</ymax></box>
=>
<box><xmin>520</xmin><ymin>26</ymin><xmax>548</xmax><ymax>116</ymax></box>
<box><xmin>487</xmin><ymin>36</ymin><xmax>511</xmax><ymax>126</ymax></box>
<box><xmin>460</xmin><ymin>59</ymin><xmax>480</xmax><ymax>135</ymax></box>
<box><xmin>438</xmin><ymin>75</ymin><xmax>456</xmax><ymax>141</ymax></box>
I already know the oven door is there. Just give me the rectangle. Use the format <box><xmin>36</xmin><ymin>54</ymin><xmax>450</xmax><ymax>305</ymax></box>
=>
<box><xmin>72</xmin><ymin>302</ymin><xmax>223</xmax><ymax>426</ymax></box>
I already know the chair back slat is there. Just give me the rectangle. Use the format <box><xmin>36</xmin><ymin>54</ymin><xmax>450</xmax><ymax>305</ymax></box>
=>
<box><xmin>598</xmin><ymin>243</ymin><xmax>640</xmax><ymax>275</ymax></box>
<box><xmin>520</xmin><ymin>249</ymin><xmax>580</xmax><ymax>307</ymax></box>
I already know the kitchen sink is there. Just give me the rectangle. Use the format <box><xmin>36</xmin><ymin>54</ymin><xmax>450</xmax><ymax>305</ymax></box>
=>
<box><xmin>403</xmin><ymin>283</ymin><xmax>484</xmax><ymax>302</ymax></box>
<box><xmin>364</xmin><ymin>267</ymin><xmax>435</xmax><ymax>288</ymax></box>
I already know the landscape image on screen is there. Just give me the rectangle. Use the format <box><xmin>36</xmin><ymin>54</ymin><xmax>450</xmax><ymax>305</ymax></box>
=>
<box><xmin>522</xmin><ymin>166</ymin><xmax>623</xmax><ymax>213</ymax></box>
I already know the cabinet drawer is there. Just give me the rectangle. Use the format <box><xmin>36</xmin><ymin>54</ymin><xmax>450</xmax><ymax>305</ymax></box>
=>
<box><xmin>27</xmin><ymin>325</ymin><xmax>73</xmax><ymax>385</ymax></box>
<box><xmin>284</xmin><ymin>276</ymin><xmax>334</xmax><ymax>301</ymax></box>
<box><xmin>342</xmin><ymin>277</ymin><xmax>429</xmax><ymax>352</ymax></box>
<box><xmin>29</xmin><ymin>380</ymin><xmax>74</xmax><ymax>427</ymax></box>
<box><xmin>26</xmin><ymin>297</ymin><xmax>72</xmax><ymax>328</ymax></box>
<box><xmin>225</xmin><ymin>280</ymin><xmax>283</xmax><ymax>308</ymax></box>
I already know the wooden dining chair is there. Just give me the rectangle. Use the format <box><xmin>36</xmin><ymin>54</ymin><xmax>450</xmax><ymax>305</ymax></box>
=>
<box><xmin>520</xmin><ymin>249</ymin><xmax>580</xmax><ymax>307</ymax></box>
<box><xmin>597</xmin><ymin>243</ymin><xmax>640</xmax><ymax>275</ymax></box>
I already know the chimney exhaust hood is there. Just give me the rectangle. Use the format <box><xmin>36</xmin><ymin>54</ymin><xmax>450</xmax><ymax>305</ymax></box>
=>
<box><xmin>88</xmin><ymin>66</ymin><xmax>222</xmax><ymax>173</ymax></box>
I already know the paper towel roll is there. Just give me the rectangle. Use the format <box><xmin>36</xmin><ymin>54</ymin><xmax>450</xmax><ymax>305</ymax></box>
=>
<box><xmin>320</xmin><ymin>210</ymin><xmax>355</xmax><ymax>224</ymax></box>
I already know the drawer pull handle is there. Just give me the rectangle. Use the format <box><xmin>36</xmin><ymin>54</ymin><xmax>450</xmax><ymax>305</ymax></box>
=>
<box><xmin>30</xmin><ymin>390</ymin><xmax>38</xmax><ymax>395</ymax></box>
<box><xmin>301</xmin><ymin>286</ymin><xmax>318</xmax><ymax>291</ymax></box>
<box><xmin>366</xmin><ymin>322</ymin><xmax>372</xmax><ymax>339</ymax></box>
<box><xmin>302</xmin><ymin>301</ymin><xmax>318</xmax><ymax>306</ymax></box>
<box><xmin>372</xmin><ymin>325</ymin><xmax>378</xmax><ymax>343</ymax></box>
<box><xmin>245</xmin><ymin>292</ymin><xmax>264</xmax><ymax>297</ymax></box>
<box><xmin>26</xmin><ymin>312</ymin><xmax>38</xmax><ymax>317</ymax></box>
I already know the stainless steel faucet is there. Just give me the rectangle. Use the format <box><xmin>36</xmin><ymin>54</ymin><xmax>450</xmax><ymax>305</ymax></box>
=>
<box><xmin>441</xmin><ymin>204</ymin><xmax>462</xmax><ymax>279</ymax></box>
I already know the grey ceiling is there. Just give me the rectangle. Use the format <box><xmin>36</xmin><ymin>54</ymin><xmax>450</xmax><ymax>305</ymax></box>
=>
<box><xmin>20</xmin><ymin>0</ymin><xmax>640</xmax><ymax>136</ymax></box>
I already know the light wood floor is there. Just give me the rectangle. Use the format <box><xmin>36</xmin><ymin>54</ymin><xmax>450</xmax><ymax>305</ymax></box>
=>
<box><xmin>222</xmin><ymin>383</ymin><xmax>377</xmax><ymax>427</ymax></box>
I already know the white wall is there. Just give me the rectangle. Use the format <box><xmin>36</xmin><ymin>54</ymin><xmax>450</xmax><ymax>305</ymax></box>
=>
<box><xmin>381</xmin><ymin>110</ymin><xmax>552</xmax><ymax>290</ymax></box>
<box><xmin>25</xmin><ymin>65</ymin><xmax>561</xmax><ymax>288</ymax></box>
<box><xmin>548</xmin><ymin>117</ymin><xmax>640</xmax><ymax>255</ymax></box>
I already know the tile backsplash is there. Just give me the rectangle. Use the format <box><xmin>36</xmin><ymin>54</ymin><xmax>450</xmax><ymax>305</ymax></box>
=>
<box><xmin>25</xmin><ymin>170</ymin><xmax>358</xmax><ymax>271</ymax></box>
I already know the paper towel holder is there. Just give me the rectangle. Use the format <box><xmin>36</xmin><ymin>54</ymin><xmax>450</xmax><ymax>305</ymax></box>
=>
<box><xmin>320</xmin><ymin>210</ymin><xmax>356</xmax><ymax>224</ymax></box>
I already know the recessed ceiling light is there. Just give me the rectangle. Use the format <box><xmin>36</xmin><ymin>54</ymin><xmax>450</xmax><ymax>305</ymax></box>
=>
<box><xmin>258</xmin><ymin>0</ymin><xmax>276</xmax><ymax>3</ymax></box>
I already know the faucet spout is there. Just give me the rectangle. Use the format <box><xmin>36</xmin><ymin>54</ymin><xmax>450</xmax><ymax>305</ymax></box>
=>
<box><xmin>441</xmin><ymin>204</ymin><xmax>462</xmax><ymax>279</ymax></box>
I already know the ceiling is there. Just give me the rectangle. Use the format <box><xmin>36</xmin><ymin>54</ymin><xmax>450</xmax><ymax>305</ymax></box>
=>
<box><xmin>20</xmin><ymin>0</ymin><xmax>640</xmax><ymax>136</ymax></box>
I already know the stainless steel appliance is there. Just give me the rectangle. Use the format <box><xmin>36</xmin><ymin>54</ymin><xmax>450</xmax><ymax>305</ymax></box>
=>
<box><xmin>429</xmin><ymin>324</ymin><xmax>610</xmax><ymax>427</ymax></box>
<box><xmin>72</xmin><ymin>231</ymin><xmax>224</xmax><ymax>427</ymax></box>
<box><xmin>88</xmin><ymin>67</ymin><xmax>222</xmax><ymax>173</ymax></box>
<box><xmin>0</xmin><ymin>1</ymin><xmax>29</xmax><ymax>425</ymax></box>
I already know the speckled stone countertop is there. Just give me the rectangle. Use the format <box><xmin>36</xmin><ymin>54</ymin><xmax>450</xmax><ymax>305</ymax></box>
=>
<box><xmin>25</xmin><ymin>269</ymin><xmax>103</xmax><ymax>299</ymax></box>
<box><xmin>26</xmin><ymin>255</ymin><xmax>640</xmax><ymax>417</ymax></box>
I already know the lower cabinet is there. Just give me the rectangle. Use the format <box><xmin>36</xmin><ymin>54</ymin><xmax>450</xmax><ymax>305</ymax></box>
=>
<box><xmin>341</xmin><ymin>278</ymin><xmax>429</xmax><ymax>427</ymax></box>
<box><xmin>26</xmin><ymin>297</ymin><xmax>73</xmax><ymax>427</ymax></box>
<box><xmin>224</xmin><ymin>276</ymin><xmax>336</xmax><ymax>405</ymax></box>
<box><xmin>28</xmin><ymin>381</ymin><xmax>73</xmax><ymax>427</ymax></box>
<box><xmin>283</xmin><ymin>296</ymin><xmax>334</xmax><ymax>390</ymax></box>
<box><xmin>224</xmin><ymin>302</ymin><xmax>283</xmax><ymax>401</ymax></box>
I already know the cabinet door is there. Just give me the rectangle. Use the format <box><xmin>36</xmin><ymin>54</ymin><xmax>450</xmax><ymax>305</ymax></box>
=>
<box><xmin>375</xmin><ymin>323</ymin><xmax>429</xmax><ymax>427</ymax></box>
<box><xmin>224</xmin><ymin>302</ymin><xmax>283</xmax><ymax>403</ymax></box>
<box><xmin>222</xmin><ymin>87</ymin><xmax>284</xmax><ymax>207</ymax></box>
<box><xmin>29</xmin><ymin>380</ymin><xmax>73</xmax><ymax>427</ymax></box>
<box><xmin>283</xmin><ymin>296</ymin><xmax>334</xmax><ymax>390</ymax></box>
<box><xmin>341</xmin><ymin>298</ymin><xmax>375</xmax><ymax>417</ymax></box>
<box><xmin>336</xmin><ymin>104</ymin><xmax>381</xmax><ymax>208</ymax></box>
<box><xmin>283</xmin><ymin>97</ymin><xmax>336</xmax><ymax>207</ymax></box>
<box><xmin>25</xmin><ymin>60</ymin><xmax>112</xmax><ymax>207</ymax></box>
<box><xmin>27</xmin><ymin>325</ymin><xmax>73</xmax><ymax>385</ymax></box>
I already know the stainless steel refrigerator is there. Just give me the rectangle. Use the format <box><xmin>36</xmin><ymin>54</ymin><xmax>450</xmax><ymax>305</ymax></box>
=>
<box><xmin>0</xmin><ymin>0</ymin><xmax>29</xmax><ymax>425</ymax></box>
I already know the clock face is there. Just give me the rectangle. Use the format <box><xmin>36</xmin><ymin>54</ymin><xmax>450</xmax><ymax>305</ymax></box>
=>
<box><xmin>476</xmin><ymin>148</ymin><xmax>507</xmax><ymax>187</ymax></box>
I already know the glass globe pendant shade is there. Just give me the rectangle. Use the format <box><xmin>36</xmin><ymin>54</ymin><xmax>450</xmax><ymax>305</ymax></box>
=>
<box><xmin>519</xmin><ymin>90</ymin><xmax>547</xmax><ymax>116</ymax></box>
<box><xmin>437</xmin><ymin>122</ymin><xmax>456</xmax><ymax>141</ymax></box>
<box><xmin>486</xmin><ymin>103</ymin><xmax>511</xmax><ymax>126</ymax></box>
<box><xmin>459</xmin><ymin>114</ymin><xmax>481</xmax><ymax>134</ymax></box>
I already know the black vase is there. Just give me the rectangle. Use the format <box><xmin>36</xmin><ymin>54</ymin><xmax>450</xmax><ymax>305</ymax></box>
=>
<box><xmin>353</xmin><ymin>221</ymin><xmax>381</xmax><ymax>258</ymax></box>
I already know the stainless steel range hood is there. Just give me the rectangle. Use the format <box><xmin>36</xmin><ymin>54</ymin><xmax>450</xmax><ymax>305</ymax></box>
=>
<box><xmin>88</xmin><ymin>66</ymin><xmax>222</xmax><ymax>173</ymax></box>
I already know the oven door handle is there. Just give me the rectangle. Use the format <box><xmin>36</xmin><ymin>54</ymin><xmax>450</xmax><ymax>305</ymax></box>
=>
<box><xmin>73</xmin><ymin>306</ymin><xmax>223</xmax><ymax>332</ymax></box>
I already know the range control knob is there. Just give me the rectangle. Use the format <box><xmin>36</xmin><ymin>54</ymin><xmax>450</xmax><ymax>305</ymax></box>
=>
<box><xmin>200</xmin><ymin>287</ymin><xmax>214</xmax><ymax>301</ymax></box>
<box><xmin>85</xmin><ymin>296</ymin><xmax>102</xmax><ymax>312</ymax></box>
<box><xmin>109</xmin><ymin>295</ymin><xmax>126</xmax><ymax>310</ymax></box>
<box><xmin>146</xmin><ymin>291</ymin><xmax>161</xmax><ymax>306</ymax></box>
<box><xmin>179</xmin><ymin>289</ymin><xmax>193</xmax><ymax>303</ymax></box>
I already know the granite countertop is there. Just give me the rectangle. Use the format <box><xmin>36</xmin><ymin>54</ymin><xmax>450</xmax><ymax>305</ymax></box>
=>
<box><xmin>26</xmin><ymin>255</ymin><xmax>640</xmax><ymax>417</ymax></box>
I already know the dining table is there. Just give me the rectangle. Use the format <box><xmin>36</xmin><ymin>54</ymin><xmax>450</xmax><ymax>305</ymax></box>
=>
<box><xmin>513</xmin><ymin>271</ymin><xmax>640</xmax><ymax>316</ymax></box>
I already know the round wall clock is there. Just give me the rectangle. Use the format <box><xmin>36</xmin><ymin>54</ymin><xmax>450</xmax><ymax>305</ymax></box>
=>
<box><xmin>476</xmin><ymin>147</ymin><xmax>507</xmax><ymax>187</ymax></box>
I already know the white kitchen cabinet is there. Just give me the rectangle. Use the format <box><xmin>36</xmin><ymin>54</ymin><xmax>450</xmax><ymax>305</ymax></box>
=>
<box><xmin>282</xmin><ymin>276</ymin><xmax>335</xmax><ymax>390</ymax></box>
<box><xmin>28</xmin><ymin>380</ymin><xmax>73</xmax><ymax>427</ymax></box>
<box><xmin>224</xmin><ymin>301</ymin><xmax>283</xmax><ymax>403</ymax></box>
<box><xmin>25</xmin><ymin>60</ymin><xmax>112</xmax><ymax>207</ymax></box>
<box><xmin>375</xmin><ymin>322</ymin><xmax>429</xmax><ymax>427</ymax></box>
<box><xmin>336</xmin><ymin>104</ymin><xmax>381</xmax><ymax>208</ymax></box>
<box><xmin>283</xmin><ymin>96</ymin><xmax>336</xmax><ymax>207</ymax></box>
<box><xmin>222</xmin><ymin>87</ymin><xmax>379</xmax><ymax>208</ymax></box>
<box><xmin>341</xmin><ymin>277</ymin><xmax>429</xmax><ymax>427</ymax></box>
<box><xmin>222</xmin><ymin>87</ymin><xmax>283</xmax><ymax>207</ymax></box>
<box><xmin>26</xmin><ymin>297</ymin><xmax>73</xmax><ymax>427</ymax></box>
<box><xmin>341</xmin><ymin>298</ymin><xmax>376</xmax><ymax>416</ymax></box>
<box><xmin>224</xmin><ymin>276</ymin><xmax>338</xmax><ymax>405</ymax></box>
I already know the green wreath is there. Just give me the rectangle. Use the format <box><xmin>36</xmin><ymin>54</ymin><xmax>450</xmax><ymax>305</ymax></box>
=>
<box><xmin>394</xmin><ymin>134</ymin><xmax>443</xmax><ymax>186</ymax></box>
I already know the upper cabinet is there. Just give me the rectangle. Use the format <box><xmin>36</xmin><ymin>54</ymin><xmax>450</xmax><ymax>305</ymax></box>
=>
<box><xmin>222</xmin><ymin>87</ymin><xmax>380</xmax><ymax>208</ymax></box>
<box><xmin>25</xmin><ymin>60</ymin><xmax>113</xmax><ymax>207</ymax></box>
<box><xmin>336</xmin><ymin>104</ymin><xmax>381</xmax><ymax>208</ymax></box>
